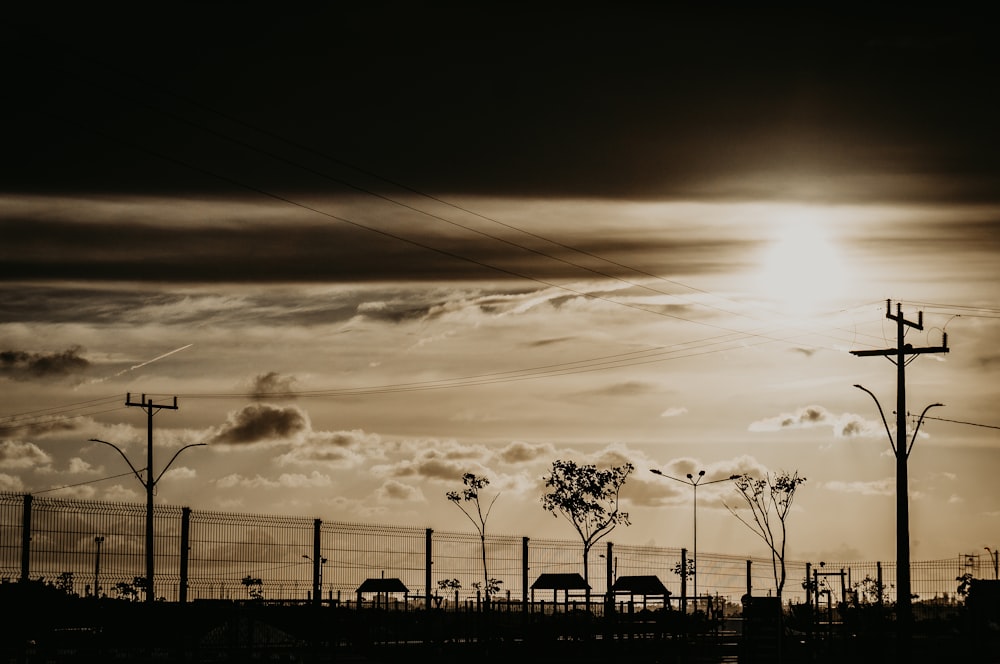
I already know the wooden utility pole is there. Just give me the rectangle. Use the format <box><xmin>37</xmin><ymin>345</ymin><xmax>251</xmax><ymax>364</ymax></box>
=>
<box><xmin>126</xmin><ymin>392</ymin><xmax>178</xmax><ymax>604</ymax></box>
<box><xmin>850</xmin><ymin>300</ymin><xmax>949</xmax><ymax>657</ymax></box>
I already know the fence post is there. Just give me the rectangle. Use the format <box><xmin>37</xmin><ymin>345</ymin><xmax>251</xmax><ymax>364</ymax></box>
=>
<box><xmin>311</xmin><ymin>518</ymin><xmax>322</xmax><ymax>606</ymax></box>
<box><xmin>425</xmin><ymin>528</ymin><xmax>433</xmax><ymax>611</ymax></box>
<box><xmin>522</xmin><ymin>537</ymin><xmax>529</xmax><ymax>612</ymax></box>
<box><xmin>876</xmin><ymin>561</ymin><xmax>883</xmax><ymax>609</ymax></box>
<box><xmin>20</xmin><ymin>493</ymin><xmax>32</xmax><ymax>583</ymax></box>
<box><xmin>805</xmin><ymin>562</ymin><xmax>811</xmax><ymax>608</ymax></box>
<box><xmin>180</xmin><ymin>507</ymin><xmax>192</xmax><ymax>602</ymax></box>
<box><xmin>746</xmin><ymin>559</ymin><xmax>752</xmax><ymax>596</ymax></box>
<box><xmin>605</xmin><ymin>541</ymin><xmax>614</xmax><ymax>615</ymax></box>
<box><xmin>680</xmin><ymin>548</ymin><xmax>688</xmax><ymax>613</ymax></box>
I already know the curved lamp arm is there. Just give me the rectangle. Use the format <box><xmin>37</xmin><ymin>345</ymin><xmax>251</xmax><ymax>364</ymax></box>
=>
<box><xmin>906</xmin><ymin>403</ymin><xmax>943</xmax><ymax>458</ymax></box>
<box><xmin>89</xmin><ymin>438</ymin><xmax>146</xmax><ymax>487</ymax></box>
<box><xmin>649</xmin><ymin>468</ymin><xmax>691</xmax><ymax>486</ymax></box>
<box><xmin>155</xmin><ymin>443</ymin><xmax>207</xmax><ymax>484</ymax></box>
<box><xmin>853</xmin><ymin>385</ymin><xmax>895</xmax><ymax>454</ymax></box>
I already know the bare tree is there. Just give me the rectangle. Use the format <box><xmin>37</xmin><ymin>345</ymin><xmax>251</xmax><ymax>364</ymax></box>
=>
<box><xmin>541</xmin><ymin>459</ymin><xmax>633</xmax><ymax>602</ymax></box>
<box><xmin>725</xmin><ymin>470</ymin><xmax>806</xmax><ymax>600</ymax></box>
<box><xmin>447</xmin><ymin>472</ymin><xmax>500</xmax><ymax>604</ymax></box>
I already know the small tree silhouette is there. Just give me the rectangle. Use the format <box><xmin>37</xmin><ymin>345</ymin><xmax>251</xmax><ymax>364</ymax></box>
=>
<box><xmin>447</xmin><ymin>473</ymin><xmax>500</xmax><ymax>605</ymax></box>
<box><xmin>114</xmin><ymin>577</ymin><xmax>146</xmax><ymax>602</ymax></box>
<box><xmin>472</xmin><ymin>578</ymin><xmax>503</xmax><ymax>599</ymax></box>
<box><xmin>725</xmin><ymin>470</ymin><xmax>805</xmax><ymax>601</ymax></box>
<box><xmin>853</xmin><ymin>574</ymin><xmax>890</xmax><ymax>605</ymax></box>
<box><xmin>56</xmin><ymin>571</ymin><xmax>75</xmax><ymax>596</ymax></box>
<box><xmin>672</xmin><ymin>558</ymin><xmax>695</xmax><ymax>580</ymax></box>
<box><xmin>542</xmin><ymin>459</ymin><xmax>633</xmax><ymax>604</ymax></box>
<box><xmin>436</xmin><ymin>578</ymin><xmax>462</xmax><ymax>608</ymax></box>
<box><xmin>956</xmin><ymin>572</ymin><xmax>973</xmax><ymax>598</ymax></box>
<box><xmin>242</xmin><ymin>575</ymin><xmax>264</xmax><ymax>600</ymax></box>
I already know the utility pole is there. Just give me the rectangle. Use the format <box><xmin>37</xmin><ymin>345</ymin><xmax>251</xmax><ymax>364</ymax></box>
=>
<box><xmin>126</xmin><ymin>392</ymin><xmax>179</xmax><ymax>604</ymax></box>
<box><xmin>850</xmin><ymin>300</ymin><xmax>949</xmax><ymax>658</ymax></box>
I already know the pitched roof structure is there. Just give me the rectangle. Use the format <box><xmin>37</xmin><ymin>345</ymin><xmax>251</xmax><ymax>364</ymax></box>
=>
<box><xmin>610</xmin><ymin>575</ymin><xmax>671</xmax><ymax>596</ymax></box>
<box><xmin>356</xmin><ymin>578</ymin><xmax>409</xmax><ymax>594</ymax></box>
<box><xmin>530</xmin><ymin>573</ymin><xmax>591</xmax><ymax>590</ymax></box>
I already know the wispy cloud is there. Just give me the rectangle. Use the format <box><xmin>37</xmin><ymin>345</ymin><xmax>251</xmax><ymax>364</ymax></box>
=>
<box><xmin>823</xmin><ymin>478</ymin><xmax>895</xmax><ymax>496</ymax></box>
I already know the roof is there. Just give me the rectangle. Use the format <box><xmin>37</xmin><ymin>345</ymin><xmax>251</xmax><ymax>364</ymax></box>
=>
<box><xmin>610</xmin><ymin>575</ymin><xmax>671</xmax><ymax>596</ymax></box>
<box><xmin>530</xmin><ymin>573</ymin><xmax>591</xmax><ymax>590</ymax></box>
<box><xmin>356</xmin><ymin>578</ymin><xmax>409</xmax><ymax>594</ymax></box>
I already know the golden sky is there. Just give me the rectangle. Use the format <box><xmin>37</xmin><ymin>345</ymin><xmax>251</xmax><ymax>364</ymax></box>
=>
<box><xmin>1</xmin><ymin>7</ymin><xmax>998</xmax><ymax>568</ymax></box>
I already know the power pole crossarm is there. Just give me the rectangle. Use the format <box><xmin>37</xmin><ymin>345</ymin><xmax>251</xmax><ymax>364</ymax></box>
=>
<box><xmin>850</xmin><ymin>345</ymin><xmax>949</xmax><ymax>357</ymax></box>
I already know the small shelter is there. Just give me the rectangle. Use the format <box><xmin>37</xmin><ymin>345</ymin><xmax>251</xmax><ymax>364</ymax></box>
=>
<box><xmin>356</xmin><ymin>577</ymin><xmax>409</xmax><ymax>607</ymax></box>
<box><xmin>530</xmin><ymin>572</ymin><xmax>590</xmax><ymax>605</ymax></box>
<box><xmin>610</xmin><ymin>575</ymin><xmax>671</xmax><ymax>608</ymax></box>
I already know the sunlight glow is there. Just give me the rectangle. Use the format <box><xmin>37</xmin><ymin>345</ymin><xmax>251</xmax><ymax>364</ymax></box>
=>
<box><xmin>752</xmin><ymin>219</ymin><xmax>848</xmax><ymax>312</ymax></box>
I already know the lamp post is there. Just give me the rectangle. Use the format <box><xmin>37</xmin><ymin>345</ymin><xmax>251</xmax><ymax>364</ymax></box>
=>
<box><xmin>853</xmin><ymin>383</ymin><xmax>942</xmax><ymax>642</ymax></box>
<box><xmin>90</xmin><ymin>437</ymin><xmax>205</xmax><ymax>603</ymax></box>
<box><xmin>650</xmin><ymin>468</ymin><xmax>738</xmax><ymax>611</ymax></box>
<box><xmin>987</xmin><ymin>547</ymin><xmax>999</xmax><ymax>580</ymax></box>
<box><xmin>94</xmin><ymin>535</ymin><xmax>105</xmax><ymax>598</ymax></box>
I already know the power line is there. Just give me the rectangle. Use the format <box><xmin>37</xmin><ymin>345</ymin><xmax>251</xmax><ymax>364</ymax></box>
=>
<box><xmin>30</xmin><ymin>469</ymin><xmax>144</xmax><ymax>495</ymax></box>
<box><xmin>0</xmin><ymin>404</ymin><xmax>128</xmax><ymax>434</ymax></box>
<box><xmin>922</xmin><ymin>415</ymin><xmax>1000</xmax><ymax>431</ymax></box>
<box><xmin>32</xmin><ymin>54</ymin><xmax>889</xmax><ymax>354</ymax></box>
<box><xmin>41</xmin><ymin>102</ymin><xmax>890</xmax><ymax>363</ymax></box>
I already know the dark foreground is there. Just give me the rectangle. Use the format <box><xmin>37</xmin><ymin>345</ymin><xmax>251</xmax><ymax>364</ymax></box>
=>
<box><xmin>2</xmin><ymin>587</ymin><xmax>998</xmax><ymax>663</ymax></box>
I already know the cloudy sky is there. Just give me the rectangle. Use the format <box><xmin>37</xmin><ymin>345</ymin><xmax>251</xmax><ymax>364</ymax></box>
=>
<box><xmin>2</xmin><ymin>6</ymin><xmax>998</xmax><ymax>566</ymax></box>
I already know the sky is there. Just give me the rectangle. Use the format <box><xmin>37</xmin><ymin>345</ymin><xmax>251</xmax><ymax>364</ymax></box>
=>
<box><xmin>1</xmin><ymin>6</ymin><xmax>998</xmax><ymax>568</ymax></box>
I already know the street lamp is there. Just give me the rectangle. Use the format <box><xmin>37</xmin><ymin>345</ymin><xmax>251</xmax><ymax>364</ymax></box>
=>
<box><xmin>90</xmin><ymin>437</ymin><xmax>205</xmax><ymax>603</ymax></box>
<box><xmin>650</xmin><ymin>468</ymin><xmax>738</xmax><ymax>611</ymax></box>
<box><xmin>852</xmin><ymin>385</ymin><xmax>942</xmax><ymax>627</ymax></box>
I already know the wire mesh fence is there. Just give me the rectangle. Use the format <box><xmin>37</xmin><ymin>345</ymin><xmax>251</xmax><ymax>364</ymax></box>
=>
<box><xmin>0</xmin><ymin>491</ymin><xmax>976</xmax><ymax>612</ymax></box>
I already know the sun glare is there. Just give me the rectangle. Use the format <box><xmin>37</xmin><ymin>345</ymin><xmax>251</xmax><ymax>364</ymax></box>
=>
<box><xmin>753</xmin><ymin>220</ymin><xmax>847</xmax><ymax>312</ymax></box>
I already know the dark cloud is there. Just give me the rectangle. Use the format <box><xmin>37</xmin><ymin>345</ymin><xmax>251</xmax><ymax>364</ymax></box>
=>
<box><xmin>0</xmin><ymin>214</ymin><xmax>756</xmax><ymax>285</ymax></box>
<box><xmin>355</xmin><ymin>301</ymin><xmax>434</xmax><ymax>323</ymax></box>
<box><xmin>525</xmin><ymin>337</ymin><xmax>576</xmax><ymax>348</ymax></box>
<box><xmin>208</xmin><ymin>404</ymin><xmax>308</xmax><ymax>445</ymax></box>
<box><xmin>495</xmin><ymin>441</ymin><xmax>555</xmax><ymax>465</ymax></box>
<box><xmin>797</xmin><ymin>407</ymin><xmax>828</xmax><ymax>425</ymax></box>
<box><xmin>0</xmin><ymin>347</ymin><xmax>90</xmax><ymax>381</ymax></box>
<box><xmin>2</xmin><ymin>7</ymin><xmax>996</xmax><ymax>204</ymax></box>
<box><xmin>11</xmin><ymin>418</ymin><xmax>80</xmax><ymax>438</ymax></box>
<box><xmin>249</xmin><ymin>372</ymin><xmax>298</xmax><ymax>399</ymax></box>
<box><xmin>839</xmin><ymin>418</ymin><xmax>869</xmax><ymax>438</ymax></box>
<box><xmin>576</xmin><ymin>381</ymin><xmax>661</xmax><ymax>397</ymax></box>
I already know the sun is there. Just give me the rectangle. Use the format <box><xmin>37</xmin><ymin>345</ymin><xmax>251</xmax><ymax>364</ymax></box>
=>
<box><xmin>752</xmin><ymin>221</ymin><xmax>848</xmax><ymax>312</ymax></box>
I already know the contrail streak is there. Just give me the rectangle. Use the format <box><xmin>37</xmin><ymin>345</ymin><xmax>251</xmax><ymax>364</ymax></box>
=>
<box><xmin>116</xmin><ymin>344</ymin><xmax>194</xmax><ymax>375</ymax></box>
<box><xmin>88</xmin><ymin>344</ymin><xmax>194</xmax><ymax>384</ymax></box>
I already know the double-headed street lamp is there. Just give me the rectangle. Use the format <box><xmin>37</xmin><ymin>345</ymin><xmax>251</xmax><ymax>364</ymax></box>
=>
<box><xmin>90</xmin><ymin>437</ymin><xmax>205</xmax><ymax>603</ymax></box>
<box><xmin>650</xmin><ymin>468</ymin><xmax>738</xmax><ymax>610</ymax></box>
<box><xmin>852</xmin><ymin>384</ymin><xmax>942</xmax><ymax>634</ymax></box>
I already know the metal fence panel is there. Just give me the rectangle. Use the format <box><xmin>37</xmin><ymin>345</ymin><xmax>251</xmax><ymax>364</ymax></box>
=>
<box><xmin>0</xmin><ymin>492</ymin><xmax>973</xmax><ymax>611</ymax></box>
